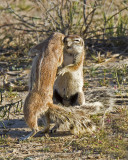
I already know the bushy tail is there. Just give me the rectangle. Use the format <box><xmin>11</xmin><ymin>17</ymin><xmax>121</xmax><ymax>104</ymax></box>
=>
<box><xmin>48</xmin><ymin>88</ymin><xmax>115</xmax><ymax>135</ymax></box>
<box><xmin>48</xmin><ymin>103</ymin><xmax>96</xmax><ymax>135</ymax></box>
<box><xmin>84</xmin><ymin>88</ymin><xmax>115</xmax><ymax>114</ymax></box>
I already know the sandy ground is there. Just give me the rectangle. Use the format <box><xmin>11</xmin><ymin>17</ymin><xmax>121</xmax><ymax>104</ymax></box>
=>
<box><xmin>0</xmin><ymin>55</ymin><xmax>128</xmax><ymax>159</ymax></box>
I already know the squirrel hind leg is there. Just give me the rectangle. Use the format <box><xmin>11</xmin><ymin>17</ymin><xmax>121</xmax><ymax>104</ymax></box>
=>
<box><xmin>19</xmin><ymin>113</ymin><xmax>39</xmax><ymax>141</ymax></box>
<box><xmin>70</xmin><ymin>91</ymin><xmax>85</xmax><ymax>106</ymax></box>
<box><xmin>19</xmin><ymin>129</ymin><xmax>38</xmax><ymax>141</ymax></box>
<box><xmin>76</xmin><ymin>91</ymin><xmax>85</xmax><ymax>105</ymax></box>
<box><xmin>41</xmin><ymin>112</ymin><xmax>50</xmax><ymax>133</ymax></box>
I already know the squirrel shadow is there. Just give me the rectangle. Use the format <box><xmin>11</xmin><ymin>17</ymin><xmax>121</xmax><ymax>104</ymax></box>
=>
<box><xmin>0</xmin><ymin>118</ymin><xmax>71</xmax><ymax>139</ymax></box>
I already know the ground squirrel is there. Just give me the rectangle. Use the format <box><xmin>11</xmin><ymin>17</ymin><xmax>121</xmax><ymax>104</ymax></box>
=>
<box><xmin>53</xmin><ymin>35</ymin><xmax>85</xmax><ymax>106</ymax></box>
<box><xmin>20</xmin><ymin>33</ymin><xmax>95</xmax><ymax>140</ymax></box>
<box><xmin>52</xmin><ymin>35</ymin><xmax>114</xmax><ymax>131</ymax></box>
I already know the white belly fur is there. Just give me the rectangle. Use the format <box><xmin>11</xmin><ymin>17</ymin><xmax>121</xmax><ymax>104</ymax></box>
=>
<box><xmin>54</xmin><ymin>68</ymin><xmax>83</xmax><ymax>98</ymax></box>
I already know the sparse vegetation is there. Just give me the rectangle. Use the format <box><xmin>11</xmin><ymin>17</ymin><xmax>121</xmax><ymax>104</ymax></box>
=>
<box><xmin>0</xmin><ymin>0</ymin><xmax>128</xmax><ymax>159</ymax></box>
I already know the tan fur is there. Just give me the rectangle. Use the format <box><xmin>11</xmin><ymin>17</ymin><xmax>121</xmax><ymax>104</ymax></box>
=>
<box><xmin>21</xmin><ymin>33</ymin><xmax>65</xmax><ymax>140</ymax></box>
<box><xmin>53</xmin><ymin>35</ymin><xmax>85</xmax><ymax>106</ymax></box>
<box><xmin>20</xmin><ymin>33</ymin><xmax>96</xmax><ymax>140</ymax></box>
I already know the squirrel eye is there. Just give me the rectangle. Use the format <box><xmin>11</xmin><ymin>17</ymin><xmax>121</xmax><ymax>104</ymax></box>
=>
<box><xmin>74</xmin><ymin>39</ymin><xmax>80</xmax><ymax>42</ymax></box>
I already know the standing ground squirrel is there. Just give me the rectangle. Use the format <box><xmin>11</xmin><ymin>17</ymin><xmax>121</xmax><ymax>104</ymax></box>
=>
<box><xmin>53</xmin><ymin>35</ymin><xmax>85</xmax><ymax>106</ymax></box>
<box><xmin>20</xmin><ymin>33</ymin><xmax>96</xmax><ymax>140</ymax></box>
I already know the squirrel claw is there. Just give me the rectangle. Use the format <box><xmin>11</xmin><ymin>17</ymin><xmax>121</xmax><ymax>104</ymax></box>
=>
<box><xmin>58</xmin><ymin>69</ymin><xmax>66</xmax><ymax>76</ymax></box>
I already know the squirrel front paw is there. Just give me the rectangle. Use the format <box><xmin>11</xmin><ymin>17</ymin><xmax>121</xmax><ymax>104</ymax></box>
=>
<box><xmin>58</xmin><ymin>68</ymin><xmax>67</xmax><ymax>76</ymax></box>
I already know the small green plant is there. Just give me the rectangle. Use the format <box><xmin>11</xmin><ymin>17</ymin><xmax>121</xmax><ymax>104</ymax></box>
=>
<box><xmin>6</xmin><ymin>88</ymin><xmax>17</xmax><ymax>98</ymax></box>
<box><xmin>106</xmin><ymin>16</ymin><xmax>115</xmax><ymax>37</ymax></box>
<box><xmin>89</xmin><ymin>67</ymin><xmax>97</xmax><ymax>77</ymax></box>
<box><xmin>101</xmin><ymin>69</ymin><xmax>109</xmax><ymax>86</ymax></box>
<box><xmin>112</xmin><ymin>66</ymin><xmax>128</xmax><ymax>89</ymax></box>
<box><xmin>84</xmin><ymin>82</ymin><xmax>89</xmax><ymax>87</ymax></box>
<box><xmin>116</xmin><ymin>13</ymin><xmax>127</xmax><ymax>37</ymax></box>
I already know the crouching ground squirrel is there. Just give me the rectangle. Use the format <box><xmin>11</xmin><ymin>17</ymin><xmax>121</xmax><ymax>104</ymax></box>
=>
<box><xmin>53</xmin><ymin>35</ymin><xmax>85</xmax><ymax>106</ymax></box>
<box><xmin>20</xmin><ymin>33</ymin><xmax>96</xmax><ymax>140</ymax></box>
